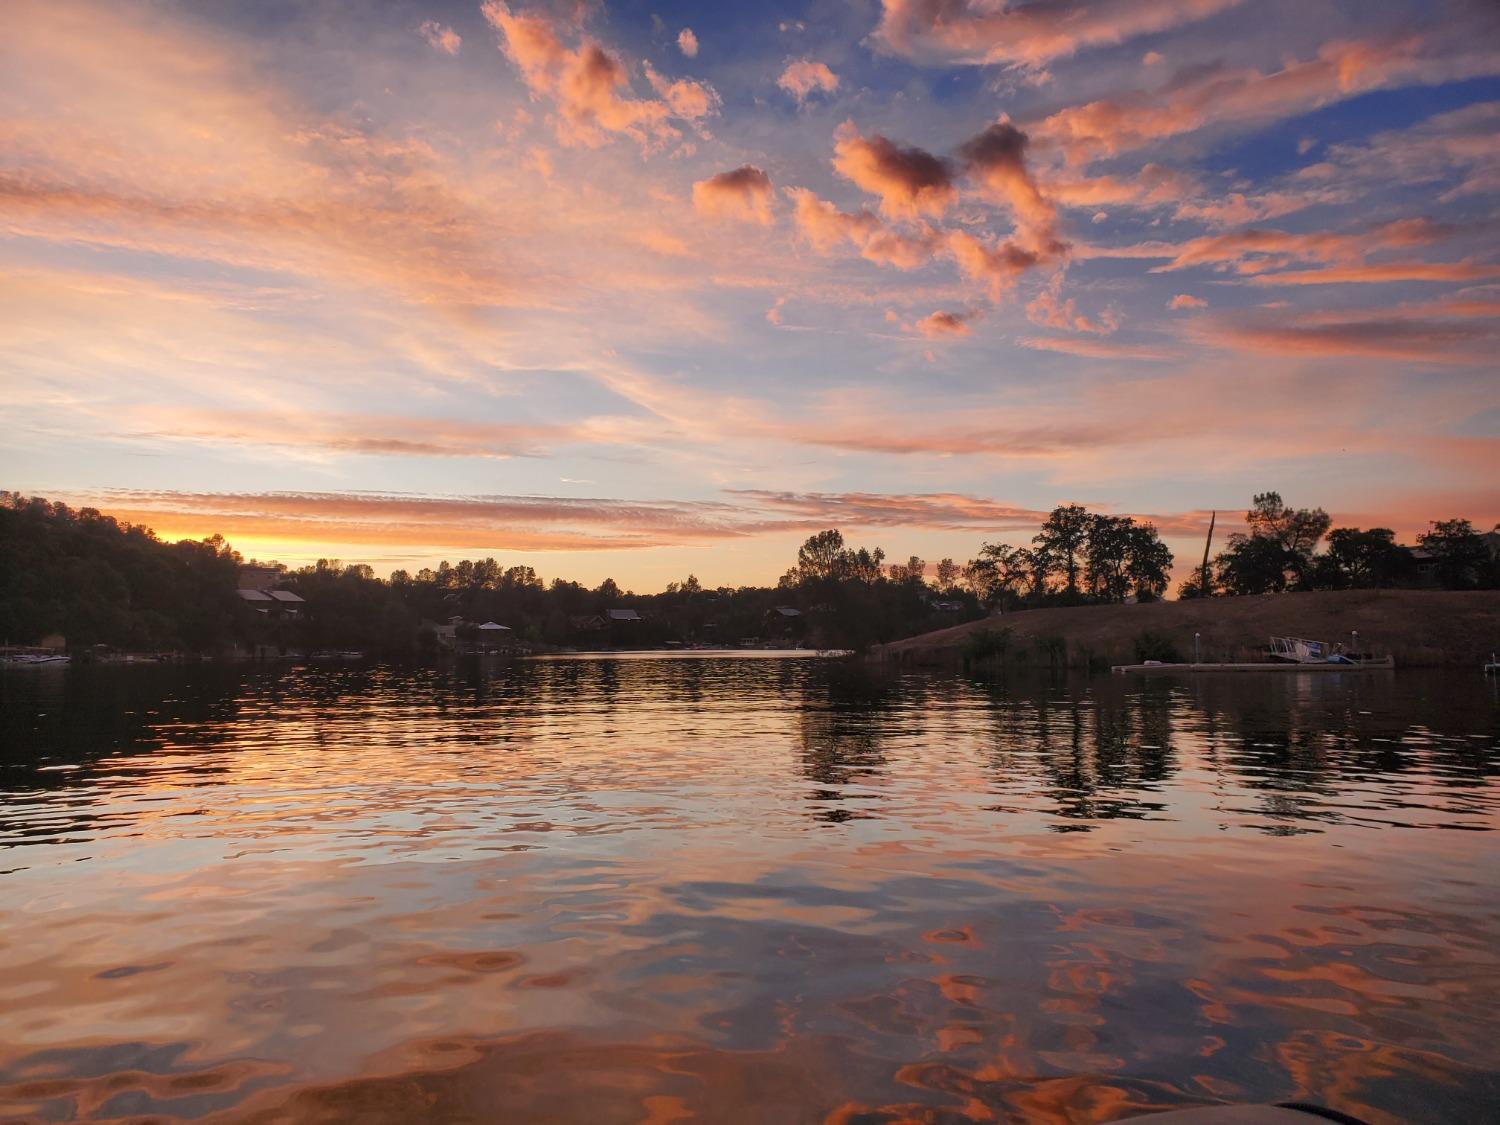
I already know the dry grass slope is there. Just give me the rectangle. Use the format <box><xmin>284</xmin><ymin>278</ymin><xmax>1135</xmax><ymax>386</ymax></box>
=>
<box><xmin>871</xmin><ymin>589</ymin><xmax>1500</xmax><ymax>669</ymax></box>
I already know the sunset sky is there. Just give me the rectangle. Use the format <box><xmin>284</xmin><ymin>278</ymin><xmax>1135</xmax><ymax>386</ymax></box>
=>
<box><xmin>3</xmin><ymin>0</ymin><xmax>1497</xmax><ymax>588</ymax></box>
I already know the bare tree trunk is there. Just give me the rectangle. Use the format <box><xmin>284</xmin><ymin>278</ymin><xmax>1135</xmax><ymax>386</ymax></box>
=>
<box><xmin>1200</xmin><ymin>511</ymin><xmax>1216</xmax><ymax>595</ymax></box>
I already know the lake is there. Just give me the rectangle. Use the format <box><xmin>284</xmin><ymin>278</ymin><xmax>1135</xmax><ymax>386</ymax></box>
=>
<box><xmin>2</xmin><ymin>658</ymin><xmax>1498</xmax><ymax>1123</ymax></box>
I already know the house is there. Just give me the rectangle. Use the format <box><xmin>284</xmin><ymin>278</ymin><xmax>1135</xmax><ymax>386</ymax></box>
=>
<box><xmin>606</xmin><ymin>608</ymin><xmax>642</xmax><ymax>622</ymax></box>
<box><xmin>236</xmin><ymin>587</ymin><xmax>304</xmax><ymax>619</ymax></box>
<box><xmin>236</xmin><ymin>566</ymin><xmax>305</xmax><ymax>618</ymax></box>
<box><xmin>475</xmin><ymin>621</ymin><xmax>513</xmax><ymax>651</ymax></box>
<box><xmin>430</xmin><ymin>615</ymin><xmax>465</xmax><ymax>649</ymax></box>
<box><xmin>266</xmin><ymin>590</ymin><xmax>305</xmax><ymax>618</ymax></box>
<box><xmin>764</xmin><ymin>605</ymin><xmax>805</xmax><ymax>639</ymax></box>
<box><xmin>237</xmin><ymin>566</ymin><xmax>284</xmax><ymax>592</ymax></box>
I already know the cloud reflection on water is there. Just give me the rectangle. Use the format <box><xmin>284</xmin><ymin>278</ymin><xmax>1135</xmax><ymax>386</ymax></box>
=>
<box><xmin>1</xmin><ymin>660</ymin><xmax>1497</xmax><ymax>1123</ymax></box>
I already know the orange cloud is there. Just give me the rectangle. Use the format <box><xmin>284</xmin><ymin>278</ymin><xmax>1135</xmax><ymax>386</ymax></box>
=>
<box><xmin>957</xmin><ymin>119</ymin><xmax>1063</xmax><ymax>254</ymax></box>
<box><xmin>676</xmin><ymin>28</ymin><xmax>698</xmax><ymax>58</ymax></box>
<box><xmin>693</xmin><ymin>166</ymin><xmax>775</xmax><ymax>225</ymax></box>
<box><xmin>945</xmin><ymin>230</ymin><xmax>1042</xmax><ymax>297</ymax></box>
<box><xmin>785</xmin><ymin>188</ymin><xmax>938</xmax><ymax>269</ymax></box>
<box><xmin>124</xmin><ymin>409</ymin><xmax>598</xmax><ymax>459</ymax></box>
<box><xmin>871</xmin><ymin>0</ymin><xmax>1243</xmax><ymax>69</ymax></box>
<box><xmin>418</xmin><ymin>20</ymin><xmax>462</xmax><ymax>55</ymax></box>
<box><xmin>1148</xmin><ymin>218</ymin><xmax>1458</xmax><ymax>275</ymax></box>
<box><xmin>778</xmin><ymin>60</ymin><xmax>839</xmax><ymax>102</ymax></box>
<box><xmin>1025</xmin><ymin>275</ymin><xmax>1118</xmax><ymax>334</ymax></box>
<box><xmin>833</xmin><ymin>123</ymin><xmax>955</xmax><ymax>219</ymax></box>
<box><xmin>1039</xmin><ymin>31</ymin><xmax>1500</xmax><ymax>163</ymax></box>
<box><xmin>482</xmin><ymin>2</ymin><xmax>716</xmax><ymax>149</ymax></box>
<box><xmin>73</xmin><ymin>487</ymin><xmax>1224</xmax><ymax>561</ymax></box>
<box><xmin>1204</xmin><ymin>311</ymin><xmax>1494</xmax><ymax>362</ymax></box>
<box><xmin>1019</xmin><ymin>336</ymin><xmax>1176</xmax><ymax>360</ymax></box>
<box><xmin>1168</xmin><ymin>293</ymin><xmax>1207</xmax><ymax>309</ymax></box>
<box><xmin>914</xmin><ymin>309</ymin><xmax>978</xmax><ymax>338</ymax></box>
<box><xmin>1245</xmin><ymin>261</ymin><xmax>1500</xmax><ymax>285</ymax></box>
<box><xmin>1048</xmin><ymin>163</ymin><xmax>1198</xmax><ymax>210</ymax></box>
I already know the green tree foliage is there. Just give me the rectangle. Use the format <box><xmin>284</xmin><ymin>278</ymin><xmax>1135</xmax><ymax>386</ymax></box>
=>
<box><xmin>1315</xmin><ymin>527</ymin><xmax>1413</xmax><ymax>589</ymax></box>
<box><xmin>1417</xmin><ymin>519</ymin><xmax>1496</xmax><ymax>590</ymax></box>
<box><xmin>1031</xmin><ymin>504</ymin><xmax>1093</xmax><ymax>599</ymax></box>
<box><xmin>0</xmin><ymin>493</ymin><xmax>245</xmax><ymax>651</ymax></box>
<box><xmin>970</xmin><ymin>510</ymin><xmax>1171</xmax><ymax>607</ymax></box>
<box><xmin>1211</xmin><ymin>492</ymin><xmax>1331</xmax><ymax>594</ymax></box>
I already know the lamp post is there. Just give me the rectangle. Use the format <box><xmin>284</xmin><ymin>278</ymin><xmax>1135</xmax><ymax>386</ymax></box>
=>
<box><xmin>1194</xmin><ymin>632</ymin><xmax>1201</xmax><ymax>665</ymax></box>
<box><xmin>1351</xmin><ymin>629</ymin><xmax>1359</xmax><ymax>656</ymax></box>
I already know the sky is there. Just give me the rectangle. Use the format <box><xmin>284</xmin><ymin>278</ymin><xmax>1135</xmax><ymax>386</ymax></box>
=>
<box><xmin>2</xmin><ymin>0</ymin><xmax>1498</xmax><ymax>590</ymax></box>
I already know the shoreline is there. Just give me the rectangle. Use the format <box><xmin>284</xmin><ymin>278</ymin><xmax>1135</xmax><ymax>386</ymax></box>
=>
<box><xmin>869</xmin><ymin>589</ymin><xmax>1500</xmax><ymax>671</ymax></box>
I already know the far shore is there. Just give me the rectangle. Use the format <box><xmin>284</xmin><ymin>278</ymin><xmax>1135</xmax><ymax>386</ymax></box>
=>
<box><xmin>870</xmin><ymin>589</ymin><xmax>1500</xmax><ymax>670</ymax></box>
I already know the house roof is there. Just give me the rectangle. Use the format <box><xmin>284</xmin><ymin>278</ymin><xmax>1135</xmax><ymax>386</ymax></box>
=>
<box><xmin>477</xmin><ymin>621</ymin><xmax>512</xmax><ymax>631</ymax></box>
<box><xmin>236</xmin><ymin>589</ymin><xmax>274</xmax><ymax>602</ymax></box>
<box><xmin>267</xmin><ymin>589</ymin><xmax>305</xmax><ymax>602</ymax></box>
<box><xmin>606</xmin><ymin>608</ymin><xmax>641</xmax><ymax>621</ymax></box>
<box><xmin>772</xmin><ymin>605</ymin><xmax>802</xmax><ymax>617</ymax></box>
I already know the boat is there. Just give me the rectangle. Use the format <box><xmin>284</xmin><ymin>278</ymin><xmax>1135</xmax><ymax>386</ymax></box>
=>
<box><xmin>1113</xmin><ymin>635</ymin><xmax>1393</xmax><ymax>674</ymax></box>
<box><xmin>0</xmin><ymin>653</ymin><xmax>71</xmax><ymax>667</ymax></box>
<box><xmin>1266</xmin><ymin>636</ymin><xmax>1391</xmax><ymax>667</ymax></box>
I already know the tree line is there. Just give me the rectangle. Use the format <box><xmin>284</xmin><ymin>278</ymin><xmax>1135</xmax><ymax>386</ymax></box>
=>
<box><xmin>959</xmin><ymin>505</ymin><xmax>1174</xmax><ymax>609</ymax></box>
<box><xmin>2</xmin><ymin>490</ymin><xmax>1494</xmax><ymax>656</ymax></box>
<box><xmin>1176</xmin><ymin>492</ymin><xmax>1499</xmax><ymax>597</ymax></box>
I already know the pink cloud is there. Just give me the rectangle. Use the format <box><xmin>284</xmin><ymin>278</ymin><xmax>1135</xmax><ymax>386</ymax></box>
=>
<box><xmin>778</xmin><ymin>59</ymin><xmax>839</xmax><ymax>102</ymax></box>
<box><xmin>1245</xmin><ymin>261</ymin><xmax>1500</xmax><ymax>286</ymax></box>
<box><xmin>1019</xmin><ymin>336</ymin><xmax>1176</xmax><ymax>360</ymax></box>
<box><xmin>1048</xmin><ymin>163</ymin><xmax>1198</xmax><ymax>209</ymax></box>
<box><xmin>832</xmin><ymin>122</ymin><xmax>955</xmax><ymax>219</ymax></box>
<box><xmin>945</xmin><ymin>229</ymin><xmax>1043</xmax><ymax>297</ymax></box>
<box><xmin>676</xmin><ymin>28</ymin><xmax>698</xmax><ymax>58</ymax></box>
<box><xmin>418</xmin><ymin>20</ymin><xmax>461</xmax><ymax>55</ymax></box>
<box><xmin>482</xmin><ymin>2</ymin><xmax>716</xmax><ymax>149</ymax></box>
<box><xmin>1038</xmin><ymin>30</ymin><xmax>1500</xmax><ymax>163</ymax></box>
<box><xmin>871</xmin><ymin>0</ymin><xmax>1243</xmax><ymax>69</ymax></box>
<box><xmin>914</xmin><ymin>309</ymin><xmax>979</xmax><ymax>338</ymax></box>
<box><xmin>784</xmin><ymin>187</ymin><xmax>938</xmax><ymax>269</ymax></box>
<box><xmin>956</xmin><ymin>119</ymin><xmax>1063</xmax><ymax>254</ymax></box>
<box><xmin>693</xmin><ymin>166</ymin><xmax>775</xmax><ymax>225</ymax></box>
<box><xmin>1025</xmin><ymin>276</ymin><xmax>1118</xmax><ymax>334</ymax></box>
<box><xmin>1204</xmin><ymin>312</ymin><xmax>1494</xmax><ymax>362</ymax></box>
<box><xmin>1168</xmin><ymin>293</ymin><xmax>1207</xmax><ymax>309</ymax></box>
<box><xmin>1148</xmin><ymin>218</ymin><xmax>1458</xmax><ymax>274</ymax></box>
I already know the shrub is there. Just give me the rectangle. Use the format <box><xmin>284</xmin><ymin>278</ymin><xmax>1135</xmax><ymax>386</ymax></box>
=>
<box><xmin>962</xmin><ymin>627</ymin><xmax>1011</xmax><ymax>664</ymax></box>
<box><xmin>1133</xmin><ymin>630</ymin><xmax>1182</xmax><ymax>663</ymax></box>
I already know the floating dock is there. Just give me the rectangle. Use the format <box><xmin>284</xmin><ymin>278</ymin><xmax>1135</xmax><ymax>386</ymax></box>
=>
<box><xmin>1113</xmin><ymin>659</ymin><xmax>1394</xmax><ymax>674</ymax></box>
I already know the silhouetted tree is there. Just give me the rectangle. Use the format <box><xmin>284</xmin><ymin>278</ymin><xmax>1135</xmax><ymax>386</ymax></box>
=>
<box><xmin>1032</xmin><ymin>504</ymin><xmax>1092</xmax><ymax>599</ymax></box>
<box><xmin>1418</xmin><ymin>519</ymin><xmax>1494</xmax><ymax>589</ymax></box>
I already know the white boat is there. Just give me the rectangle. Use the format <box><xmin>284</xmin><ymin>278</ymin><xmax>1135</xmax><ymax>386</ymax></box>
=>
<box><xmin>1</xmin><ymin>653</ymin><xmax>70</xmax><ymax>666</ymax></box>
<box><xmin>1267</xmin><ymin>636</ymin><xmax>1390</xmax><ymax>667</ymax></box>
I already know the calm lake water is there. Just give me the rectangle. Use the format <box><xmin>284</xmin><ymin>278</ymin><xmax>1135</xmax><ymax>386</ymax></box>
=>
<box><xmin>2</xmin><ymin>659</ymin><xmax>1498</xmax><ymax>1124</ymax></box>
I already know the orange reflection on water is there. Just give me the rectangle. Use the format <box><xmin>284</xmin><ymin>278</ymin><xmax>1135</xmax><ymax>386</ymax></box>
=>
<box><xmin>1</xmin><ymin>660</ymin><xmax>1497</xmax><ymax>1123</ymax></box>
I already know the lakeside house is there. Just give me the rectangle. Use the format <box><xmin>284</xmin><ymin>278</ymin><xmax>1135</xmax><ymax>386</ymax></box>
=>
<box><xmin>425</xmin><ymin>616</ymin><xmax>516</xmax><ymax>654</ymax></box>
<box><xmin>235</xmin><ymin>586</ymin><xmax>305</xmax><ymax>619</ymax></box>
<box><xmin>236</xmin><ymin>565</ymin><xmax>305</xmax><ymax>619</ymax></box>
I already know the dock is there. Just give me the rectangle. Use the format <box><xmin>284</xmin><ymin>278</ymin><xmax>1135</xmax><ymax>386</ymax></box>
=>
<box><xmin>1113</xmin><ymin>659</ymin><xmax>1394</xmax><ymax>674</ymax></box>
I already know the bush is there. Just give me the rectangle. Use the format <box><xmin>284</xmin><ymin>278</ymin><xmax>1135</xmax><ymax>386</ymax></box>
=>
<box><xmin>1133</xmin><ymin>630</ymin><xmax>1182</xmax><ymax>663</ymax></box>
<box><xmin>962</xmin><ymin>627</ymin><xmax>1010</xmax><ymax>664</ymax></box>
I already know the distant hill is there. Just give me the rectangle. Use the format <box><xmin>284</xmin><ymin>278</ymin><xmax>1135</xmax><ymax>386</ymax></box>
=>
<box><xmin>871</xmin><ymin>589</ymin><xmax>1500</xmax><ymax>670</ymax></box>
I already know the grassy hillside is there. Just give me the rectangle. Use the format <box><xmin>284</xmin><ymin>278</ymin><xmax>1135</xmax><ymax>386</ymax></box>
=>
<box><xmin>870</xmin><ymin>589</ymin><xmax>1500</xmax><ymax>670</ymax></box>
